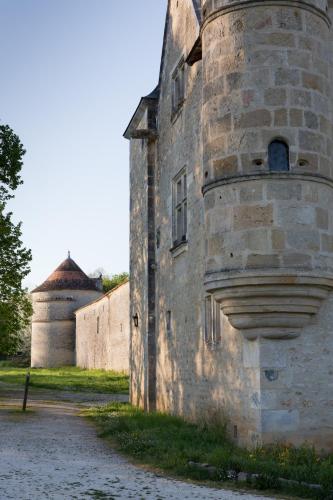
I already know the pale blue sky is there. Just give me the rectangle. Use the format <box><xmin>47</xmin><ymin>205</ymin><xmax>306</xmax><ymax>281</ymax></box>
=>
<box><xmin>0</xmin><ymin>0</ymin><xmax>166</xmax><ymax>289</ymax></box>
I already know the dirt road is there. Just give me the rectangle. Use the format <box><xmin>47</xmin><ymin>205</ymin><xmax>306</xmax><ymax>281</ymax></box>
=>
<box><xmin>0</xmin><ymin>384</ymin><xmax>272</xmax><ymax>500</ymax></box>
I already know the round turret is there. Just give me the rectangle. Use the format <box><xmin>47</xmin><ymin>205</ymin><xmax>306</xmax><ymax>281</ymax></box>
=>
<box><xmin>201</xmin><ymin>0</ymin><xmax>333</xmax><ymax>339</ymax></box>
<box><xmin>31</xmin><ymin>255</ymin><xmax>103</xmax><ymax>368</ymax></box>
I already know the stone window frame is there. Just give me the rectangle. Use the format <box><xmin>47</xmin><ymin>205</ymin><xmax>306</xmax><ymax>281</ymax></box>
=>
<box><xmin>171</xmin><ymin>56</ymin><xmax>185</xmax><ymax>119</ymax></box>
<box><xmin>204</xmin><ymin>295</ymin><xmax>222</xmax><ymax>348</ymax></box>
<box><xmin>171</xmin><ymin>166</ymin><xmax>188</xmax><ymax>250</ymax></box>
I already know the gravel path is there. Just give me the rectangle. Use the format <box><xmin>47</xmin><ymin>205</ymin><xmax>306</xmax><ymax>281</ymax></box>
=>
<box><xmin>0</xmin><ymin>385</ymin><xmax>273</xmax><ymax>500</ymax></box>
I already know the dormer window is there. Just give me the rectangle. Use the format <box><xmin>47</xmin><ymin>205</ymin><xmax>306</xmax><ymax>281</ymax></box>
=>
<box><xmin>172</xmin><ymin>58</ymin><xmax>185</xmax><ymax>116</ymax></box>
<box><xmin>268</xmin><ymin>140</ymin><xmax>290</xmax><ymax>171</ymax></box>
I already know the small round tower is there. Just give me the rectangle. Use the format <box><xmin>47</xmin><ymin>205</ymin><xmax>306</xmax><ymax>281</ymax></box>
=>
<box><xmin>202</xmin><ymin>0</ymin><xmax>333</xmax><ymax>339</ymax></box>
<box><xmin>31</xmin><ymin>254</ymin><xmax>102</xmax><ymax>368</ymax></box>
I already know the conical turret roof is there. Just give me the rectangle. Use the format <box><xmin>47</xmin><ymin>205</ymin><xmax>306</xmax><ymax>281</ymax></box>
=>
<box><xmin>32</xmin><ymin>255</ymin><xmax>99</xmax><ymax>293</ymax></box>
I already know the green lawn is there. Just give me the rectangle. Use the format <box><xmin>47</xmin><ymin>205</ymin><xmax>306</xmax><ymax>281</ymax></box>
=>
<box><xmin>86</xmin><ymin>403</ymin><xmax>333</xmax><ymax>499</ymax></box>
<box><xmin>0</xmin><ymin>363</ymin><xmax>129</xmax><ymax>394</ymax></box>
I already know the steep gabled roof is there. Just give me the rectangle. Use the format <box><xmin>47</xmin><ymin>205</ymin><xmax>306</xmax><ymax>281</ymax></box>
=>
<box><xmin>32</xmin><ymin>257</ymin><xmax>100</xmax><ymax>293</ymax></box>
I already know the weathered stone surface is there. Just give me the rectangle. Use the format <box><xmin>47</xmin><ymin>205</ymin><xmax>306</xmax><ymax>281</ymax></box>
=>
<box><xmin>233</xmin><ymin>204</ymin><xmax>274</xmax><ymax>230</ymax></box>
<box><xmin>128</xmin><ymin>0</ymin><xmax>333</xmax><ymax>452</ymax></box>
<box><xmin>213</xmin><ymin>155</ymin><xmax>238</xmax><ymax>177</ymax></box>
<box><xmin>262</xmin><ymin>410</ymin><xmax>300</xmax><ymax>433</ymax></box>
<box><xmin>76</xmin><ymin>282</ymin><xmax>130</xmax><ymax>372</ymax></box>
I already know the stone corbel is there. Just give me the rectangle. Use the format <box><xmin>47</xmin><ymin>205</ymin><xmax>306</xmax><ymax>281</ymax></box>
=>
<box><xmin>205</xmin><ymin>273</ymin><xmax>333</xmax><ymax>340</ymax></box>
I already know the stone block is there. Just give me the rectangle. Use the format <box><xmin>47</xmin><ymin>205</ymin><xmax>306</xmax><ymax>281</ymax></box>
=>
<box><xmin>204</xmin><ymin>192</ymin><xmax>215</xmax><ymax>211</ymax></box>
<box><xmin>266</xmin><ymin>182</ymin><xmax>302</xmax><ymax>201</ymax></box>
<box><xmin>233</xmin><ymin>204</ymin><xmax>274</xmax><ymax>230</ymax></box>
<box><xmin>287</xmin><ymin>50</ymin><xmax>310</xmax><ymax>70</ymax></box>
<box><xmin>251</xmin><ymin>391</ymin><xmax>277</xmax><ymax>410</ymax></box>
<box><xmin>262</xmin><ymin>410</ymin><xmax>300</xmax><ymax>433</ymax></box>
<box><xmin>320</xmin><ymin>116</ymin><xmax>330</xmax><ymax>135</ymax></box>
<box><xmin>304</xmin><ymin>111</ymin><xmax>319</xmax><ymax>130</ymax></box>
<box><xmin>289</xmin><ymin>108</ymin><xmax>303</xmax><ymax>127</ymax></box>
<box><xmin>275</xmin><ymin>9</ymin><xmax>302</xmax><ymax>31</ymax></box>
<box><xmin>299</xmin><ymin>130</ymin><xmax>325</xmax><ymax>153</ymax></box>
<box><xmin>290</xmin><ymin>89</ymin><xmax>312</xmax><ymax>108</ymax></box>
<box><xmin>278</xmin><ymin>205</ymin><xmax>315</xmax><ymax>226</ymax></box>
<box><xmin>275</xmin><ymin>68</ymin><xmax>300</xmax><ymax>86</ymax></box>
<box><xmin>316</xmin><ymin>208</ymin><xmax>328</xmax><ymax>230</ymax></box>
<box><xmin>302</xmin><ymin>72</ymin><xmax>324</xmax><ymax>93</ymax></box>
<box><xmin>283</xmin><ymin>252</ymin><xmax>312</xmax><ymax>268</ymax></box>
<box><xmin>260</xmin><ymin>32</ymin><xmax>295</xmax><ymax>47</ymax></box>
<box><xmin>250</xmin><ymin>49</ymin><xmax>286</xmax><ymax>67</ymax></box>
<box><xmin>213</xmin><ymin>155</ymin><xmax>238</xmax><ymax>177</ymax></box>
<box><xmin>243</xmin><ymin>341</ymin><xmax>260</xmax><ymax>368</ymax></box>
<box><xmin>274</xmin><ymin>109</ymin><xmax>288</xmax><ymax>127</ymax></box>
<box><xmin>210</xmin><ymin>113</ymin><xmax>231</xmax><ymax>138</ymax></box>
<box><xmin>261</xmin><ymin>342</ymin><xmax>288</xmax><ymax>368</ymax></box>
<box><xmin>203</xmin><ymin>77</ymin><xmax>224</xmax><ymax>103</ymax></box>
<box><xmin>226</xmin><ymin>72</ymin><xmax>244</xmax><ymax>91</ymax></box>
<box><xmin>234</xmin><ymin>109</ymin><xmax>271</xmax><ymax>129</ymax></box>
<box><xmin>286</xmin><ymin>230</ymin><xmax>319</xmax><ymax>251</ymax></box>
<box><xmin>247</xmin><ymin>253</ymin><xmax>280</xmax><ymax>268</ymax></box>
<box><xmin>264</xmin><ymin>88</ymin><xmax>287</xmax><ymax>106</ymax></box>
<box><xmin>239</xmin><ymin>184</ymin><xmax>263</xmax><ymax>202</ymax></box>
<box><xmin>321</xmin><ymin>234</ymin><xmax>333</xmax><ymax>253</ymax></box>
<box><xmin>271</xmin><ymin>229</ymin><xmax>285</xmax><ymax>250</ymax></box>
<box><xmin>244</xmin><ymin>229</ymin><xmax>270</xmax><ymax>251</ymax></box>
<box><xmin>208</xmin><ymin>233</ymin><xmax>225</xmax><ymax>255</ymax></box>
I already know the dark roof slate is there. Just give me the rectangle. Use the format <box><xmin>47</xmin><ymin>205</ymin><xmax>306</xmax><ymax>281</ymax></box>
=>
<box><xmin>32</xmin><ymin>257</ymin><xmax>100</xmax><ymax>293</ymax></box>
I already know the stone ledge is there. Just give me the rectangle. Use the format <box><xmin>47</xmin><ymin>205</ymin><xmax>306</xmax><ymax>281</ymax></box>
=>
<box><xmin>201</xmin><ymin>0</ymin><xmax>330</xmax><ymax>31</ymax></box>
<box><xmin>205</xmin><ymin>273</ymin><xmax>333</xmax><ymax>339</ymax></box>
<box><xmin>202</xmin><ymin>172</ymin><xmax>333</xmax><ymax>196</ymax></box>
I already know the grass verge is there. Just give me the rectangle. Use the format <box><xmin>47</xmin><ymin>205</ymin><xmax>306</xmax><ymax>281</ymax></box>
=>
<box><xmin>0</xmin><ymin>362</ymin><xmax>129</xmax><ymax>394</ymax></box>
<box><xmin>85</xmin><ymin>402</ymin><xmax>333</xmax><ymax>499</ymax></box>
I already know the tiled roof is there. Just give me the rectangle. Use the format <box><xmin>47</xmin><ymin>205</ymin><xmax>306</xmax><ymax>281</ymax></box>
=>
<box><xmin>32</xmin><ymin>257</ymin><xmax>100</xmax><ymax>293</ymax></box>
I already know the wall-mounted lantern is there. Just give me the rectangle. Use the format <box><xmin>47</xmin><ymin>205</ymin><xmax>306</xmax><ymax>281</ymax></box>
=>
<box><xmin>132</xmin><ymin>313</ymin><xmax>139</xmax><ymax>328</ymax></box>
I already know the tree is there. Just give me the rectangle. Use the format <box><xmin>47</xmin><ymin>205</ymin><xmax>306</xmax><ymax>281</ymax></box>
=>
<box><xmin>89</xmin><ymin>269</ymin><xmax>129</xmax><ymax>294</ymax></box>
<box><xmin>102</xmin><ymin>272</ymin><xmax>129</xmax><ymax>293</ymax></box>
<box><xmin>0</xmin><ymin>124</ymin><xmax>32</xmax><ymax>355</ymax></box>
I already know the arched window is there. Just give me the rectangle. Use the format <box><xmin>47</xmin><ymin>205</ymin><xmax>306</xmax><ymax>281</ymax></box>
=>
<box><xmin>268</xmin><ymin>140</ymin><xmax>290</xmax><ymax>172</ymax></box>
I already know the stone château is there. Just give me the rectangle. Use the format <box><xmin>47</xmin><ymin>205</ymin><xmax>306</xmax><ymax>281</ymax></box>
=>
<box><xmin>126</xmin><ymin>0</ymin><xmax>333</xmax><ymax>450</ymax></box>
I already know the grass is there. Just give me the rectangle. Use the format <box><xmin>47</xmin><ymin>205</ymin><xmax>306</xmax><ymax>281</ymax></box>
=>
<box><xmin>85</xmin><ymin>403</ymin><xmax>333</xmax><ymax>499</ymax></box>
<box><xmin>0</xmin><ymin>362</ymin><xmax>129</xmax><ymax>394</ymax></box>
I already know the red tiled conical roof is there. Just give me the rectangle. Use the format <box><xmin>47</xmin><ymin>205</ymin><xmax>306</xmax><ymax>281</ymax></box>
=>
<box><xmin>32</xmin><ymin>256</ymin><xmax>99</xmax><ymax>293</ymax></box>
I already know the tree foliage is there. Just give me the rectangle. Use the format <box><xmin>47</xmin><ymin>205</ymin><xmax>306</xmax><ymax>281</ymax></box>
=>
<box><xmin>102</xmin><ymin>272</ymin><xmax>129</xmax><ymax>293</ymax></box>
<box><xmin>90</xmin><ymin>269</ymin><xmax>129</xmax><ymax>294</ymax></box>
<box><xmin>0</xmin><ymin>124</ymin><xmax>32</xmax><ymax>355</ymax></box>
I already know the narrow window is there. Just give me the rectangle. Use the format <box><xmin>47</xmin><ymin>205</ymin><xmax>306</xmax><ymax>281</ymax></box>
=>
<box><xmin>166</xmin><ymin>310</ymin><xmax>172</xmax><ymax>336</ymax></box>
<box><xmin>172</xmin><ymin>58</ymin><xmax>185</xmax><ymax>115</ymax></box>
<box><xmin>205</xmin><ymin>295</ymin><xmax>222</xmax><ymax>348</ymax></box>
<box><xmin>205</xmin><ymin>296</ymin><xmax>212</xmax><ymax>345</ymax></box>
<box><xmin>172</xmin><ymin>168</ymin><xmax>187</xmax><ymax>247</ymax></box>
<box><xmin>97</xmin><ymin>316</ymin><xmax>100</xmax><ymax>334</ymax></box>
<box><xmin>268</xmin><ymin>140</ymin><xmax>290</xmax><ymax>171</ymax></box>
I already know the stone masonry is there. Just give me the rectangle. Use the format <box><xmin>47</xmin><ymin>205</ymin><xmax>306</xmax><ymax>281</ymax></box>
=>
<box><xmin>31</xmin><ymin>256</ymin><xmax>102</xmax><ymax>368</ymax></box>
<box><xmin>75</xmin><ymin>281</ymin><xmax>130</xmax><ymax>372</ymax></box>
<box><xmin>126</xmin><ymin>0</ymin><xmax>333</xmax><ymax>450</ymax></box>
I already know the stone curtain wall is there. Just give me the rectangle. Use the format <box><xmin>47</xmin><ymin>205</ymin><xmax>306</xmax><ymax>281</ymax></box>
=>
<box><xmin>75</xmin><ymin>282</ymin><xmax>130</xmax><ymax>372</ymax></box>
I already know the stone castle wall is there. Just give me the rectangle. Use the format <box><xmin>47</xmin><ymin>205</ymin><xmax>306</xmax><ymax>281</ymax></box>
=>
<box><xmin>129</xmin><ymin>0</ymin><xmax>333</xmax><ymax>450</ymax></box>
<box><xmin>75</xmin><ymin>281</ymin><xmax>129</xmax><ymax>372</ymax></box>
